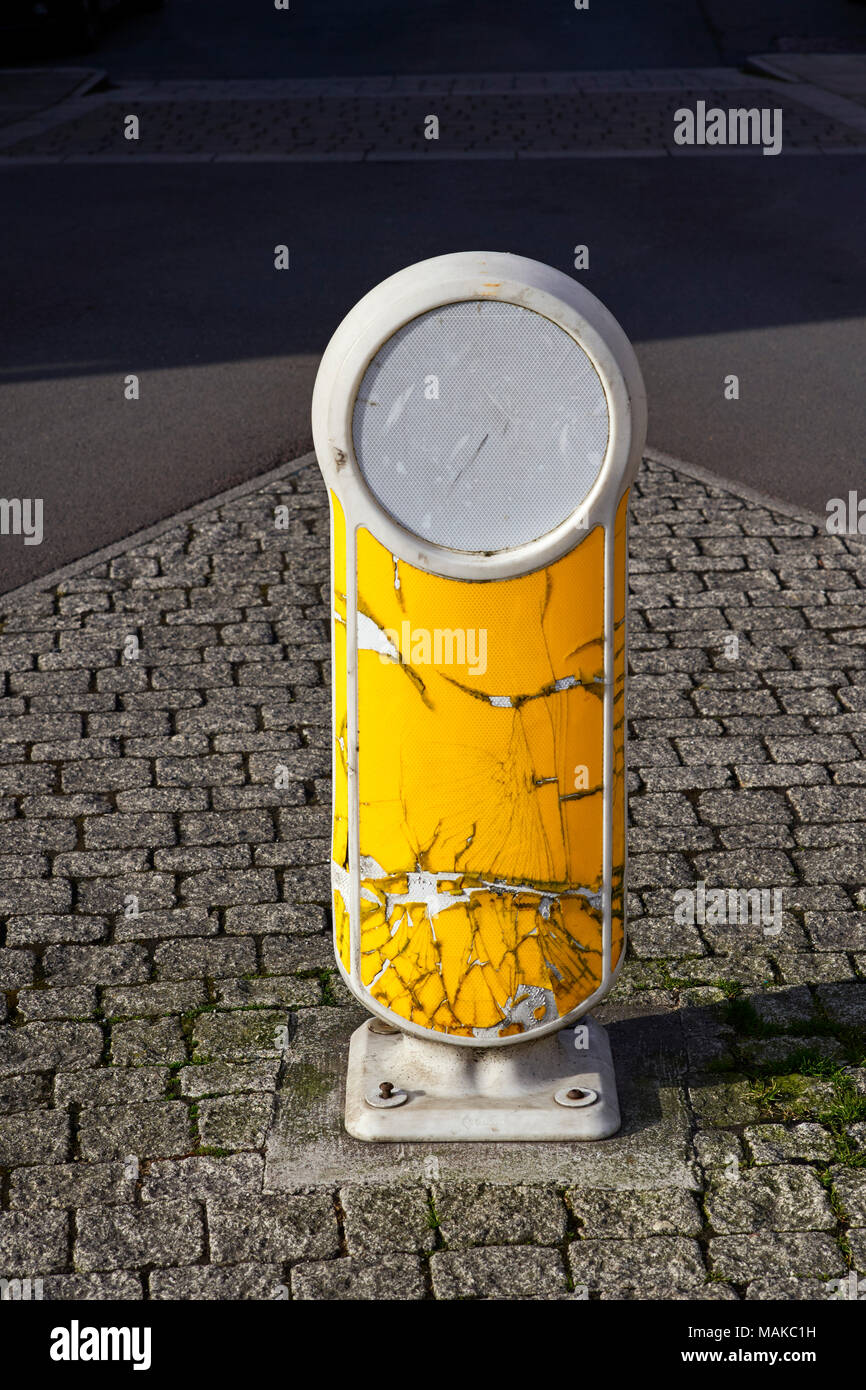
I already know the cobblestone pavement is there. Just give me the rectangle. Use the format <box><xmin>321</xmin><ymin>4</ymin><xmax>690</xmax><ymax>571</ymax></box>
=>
<box><xmin>1</xmin><ymin>454</ymin><xmax>865</xmax><ymax>1302</ymax></box>
<box><xmin>2</xmin><ymin>69</ymin><xmax>866</xmax><ymax>160</ymax></box>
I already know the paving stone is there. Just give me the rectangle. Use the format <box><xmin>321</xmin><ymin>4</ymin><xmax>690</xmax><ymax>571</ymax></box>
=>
<box><xmin>141</xmin><ymin>1153</ymin><xmax>263</xmax><ymax>1204</ymax></box>
<box><xmin>831</xmin><ymin>1169</ymin><xmax>866</xmax><ymax>1226</ymax></box>
<box><xmin>179</xmin><ymin>811</ymin><xmax>275</xmax><ymax>845</ymax></box>
<box><xmin>341</xmin><ymin>1183</ymin><xmax>437</xmax><ymax>1256</ymax></box>
<box><xmin>705</xmin><ymin>1167</ymin><xmax>834</xmax><ymax>1234</ymax></box>
<box><xmin>698</xmin><ymin>790</ymin><xmax>789</xmax><ymax>824</ymax></box>
<box><xmin>103</xmin><ymin>980</ymin><xmax>207</xmax><ymax>1017</ymax></box>
<box><xmin>567</xmin><ymin>1236</ymin><xmax>706</xmax><ymax>1292</ymax></box>
<box><xmin>773</xmin><ymin>952</ymin><xmax>855</xmax><ymax>984</ymax></box>
<box><xmin>179</xmin><ymin>869</ymin><xmax>278</xmax><ymax>906</ymax></box>
<box><xmin>84</xmin><ymin>813</ymin><xmax>176</xmax><ymax>849</ymax></box>
<box><xmin>689</xmin><ymin>1077</ymin><xmax>766</xmax><ymax>1128</ymax></box>
<box><xmin>431</xmin><ymin>1245</ymin><xmax>568</xmax><ymax>1300</ymax></box>
<box><xmin>691</xmin><ymin>850</ymin><xmax>797</xmax><ymax>886</ymax></box>
<box><xmin>708</xmin><ymin>1232</ymin><xmax>844</xmax><ymax>1282</ymax></box>
<box><xmin>849</xmin><ymin>1230</ymin><xmax>866</xmax><ymax>1273</ymax></box>
<box><xmin>5</xmin><ymin>914</ymin><xmax>108</xmax><ymax>946</ymax></box>
<box><xmin>53</xmin><ymin>850</ymin><xmax>150</xmax><ymax>878</ymax></box>
<box><xmin>43</xmin><ymin>943</ymin><xmax>150</xmax><ymax>987</ymax></box>
<box><xmin>0</xmin><ymin>1110</ymin><xmax>69</xmax><ymax>1165</ymax></box>
<box><xmin>192</xmin><ymin>1008</ymin><xmax>290</xmax><ymax>1061</ymax></box>
<box><xmin>76</xmin><ymin>873</ymin><xmax>175</xmax><ymax>914</ymax></box>
<box><xmin>796</xmin><ymin>848</ymin><xmax>866</xmax><ymax>884</ymax></box>
<box><xmin>744</xmin><ymin>1277</ymin><xmax>843</xmax><ymax>1300</ymax></box>
<box><xmin>75</xmin><ymin>1202</ymin><xmax>204</xmax><ymax>1271</ymax></box>
<box><xmin>16</xmin><ymin>985</ymin><xmax>98</xmax><ymax>1021</ymax></box>
<box><xmin>0</xmin><ymin>879</ymin><xmax>71</xmax><ymax>915</ymax></box>
<box><xmin>260</xmin><ymin>938</ymin><xmax>333</xmax><ymax>978</ymax></box>
<box><xmin>430</xmin><ymin>1181</ymin><xmax>567</xmax><ymax>1248</ymax></box>
<box><xmin>150</xmin><ymin>1263</ymin><xmax>286</xmax><ymax>1300</ymax></box>
<box><xmin>745</xmin><ymin>986</ymin><xmax>816</xmax><ymax>1029</ymax></box>
<box><xmin>78</xmin><ymin>1103</ymin><xmax>192</xmax><ymax>1161</ymax></box>
<box><xmin>815</xmin><ymin>981</ymin><xmax>866</xmax><ymax>1029</ymax></box>
<box><xmin>110</xmin><ymin>1018</ymin><xmax>187</xmax><ymax>1066</ymax></box>
<box><xmin>0</xmin><ymin>1073</ymin><xmax>50</xmax><ymax>1115</ymax></box>
<box><xmin>9</xmin><ymin>1162</ymin><xmax>134</xmax><ymax>1209</ymax></box>
<box><xmin>114</xmin><ymin>908</ymin><xmax>219</xmax><ymax>942</ymax></box>
<box><xmin>599</xmin><ymin>1281</ymin><xmax>737</xmax><ymax>1300</ymax></box>
<box><xmin>805</xmin><ymin>913</ymin><xmax>866</xmax><ymax>951</ymax></box>
<box><xmin>40</xmin><ymin>1272</ymin><xmax>143</xmax><ymax>1300</ymax></box>
<box><xmin>0</xmin><ymin>1211</ymin><xmax>69</xmax><ymax>1275</ymax></box>
<box><xmin>567</xmin><ymin>1187</ymin><xmax>703</xmax><ymax>1238</ymax></box>
<box><xmin>178</xmin><ymin>1060</ymin><xmax>281</xmax><ymax>1099</ymax></box>
<box><xmin>694</xmin><ymin>1131</ymin><xmax>743</xmax><ymax>1177</ymax></box>
<box><xmin>54</xmin><ymin>1067</ymin><xmax>169</xmax><ymax>1108</ymax></box>
<box><xmin>207</xmin><ymin>1193</ymin><xmax>339</xmax><ymax>1263</ymax></box>
<box><xmin>628</xmin><ymin>919</ymin><xmax>705</xmax><ymax>958</ymax></box>
<box><xmin>197</xmin><ymin>1095</ymin><xmax>273</xmax><ymax>1149</ymax></box>
<box><xmin>155</xmin><ymin>845</ymin><xmax>251</xmax><ymax>872</ymax></box>
<box><xmin>744</xmin><ymin>1124</ymin><xmax>836</xmax><ymax>1165</ymax></box>
<box><xmin>675</xmin><ymin>954</ymin><xmax>776</xmax><ymax>986</ymax></box>
<box><xmin>153</xmin><ymin>937</ymin><xmax>256</xmax><ymax>980</ymax></box>
<box><xmin>292</xmin><ymin>1254</ymin><xmax>427</xmax><ymax>1301</ymax></box>
<box><xmin>0</xmin><ymin>948</ymin><xmax>35</xmax><ymax>989</ymax></box>
<box><xmin>213</xmin><ymin>975</ymin><xmax>321</xmax><ymax>1009</ymax></box>
<box><xmin>0</xmin><ymin>1022</ymin><xmax>103</xmax><ymax>1075</ymax></box>
<box><xmin>739</xmin><ymin>1036</ymin><xmax>846</xmax><ymax>1071</ymax></box>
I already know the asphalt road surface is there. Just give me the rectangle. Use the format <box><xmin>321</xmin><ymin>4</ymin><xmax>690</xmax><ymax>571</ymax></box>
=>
<box><xmin>9</xmin><ymin>0</ymin><xmax>866</xmax><ymax>79</ymax></box>
<box><xmin>1</xmin><ymin>151</ymin><xmax>865</xmax><ymax>592</ymax></box>
<box><xmin>2</xmin><ymin>0</ymin><xmax>866</xmax><ymax>591</ymax></box>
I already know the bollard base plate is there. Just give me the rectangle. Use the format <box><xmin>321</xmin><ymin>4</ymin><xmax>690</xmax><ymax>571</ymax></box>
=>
<box><xmin>345</xmin><ymin>1014</ymin><xmax>620</xmax><ymax>1142</ymax></box>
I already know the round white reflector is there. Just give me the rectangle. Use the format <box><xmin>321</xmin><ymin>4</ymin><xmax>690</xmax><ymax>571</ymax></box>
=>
<box><xmin>352</xmin><ymin>299</ymin><xmax>610</xmax><ymax>552</ymax></box>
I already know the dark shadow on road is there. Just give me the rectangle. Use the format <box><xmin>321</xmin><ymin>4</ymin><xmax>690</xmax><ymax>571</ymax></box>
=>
<box><xmin>1</xmin><ymin>156</ymin><xmax>865</xmax><ymax>588</ymax></box>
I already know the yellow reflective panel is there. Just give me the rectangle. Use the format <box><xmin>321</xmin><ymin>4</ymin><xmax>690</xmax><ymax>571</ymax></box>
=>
<box><xmin>329</xmin><ymin>491</ymin><xmax>350</xmax><ymax>974</ymax></box>
<box><xmin>611</xmin><ymin>489</ymin><xmax>629</xmax><ymax>972</ymax></box>
<box><xmin>354</xmin><ymin>524</ymin><xmax>608</xmax><ymax>1039</ymax></box>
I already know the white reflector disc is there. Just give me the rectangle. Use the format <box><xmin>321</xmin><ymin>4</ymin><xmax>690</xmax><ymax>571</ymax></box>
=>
<box><xmin>352</xmin><ymin>300</ymin><xmax>610</xmax><ymax>552</ymax></box>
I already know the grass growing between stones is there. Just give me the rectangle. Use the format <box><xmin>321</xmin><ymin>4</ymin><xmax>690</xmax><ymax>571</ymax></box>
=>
<box><xmin>295</xmin><ymin>967</ymin><xmax>340</xmax><ymax>1005</ymax></box>
<box><xmin>677</xmin><ymin>979</ymin><xmax>866</xmax><ymax>1169</ymax></box>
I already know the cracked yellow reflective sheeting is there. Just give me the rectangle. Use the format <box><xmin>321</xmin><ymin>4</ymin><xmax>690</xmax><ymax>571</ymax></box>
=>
<box><xmin>325</xmin><ymin>491</ymin><xmax>632</xmax><ymax>1042</ymax></box>
<box><xmin>327</xmin><ymin>493</ymin><xmax>630</xmax><ymax>1039</ymax></box>
<box><xmin>329</xmin><ymin>492</ymin><xmax>351</xmax><ymax>975</ymax></box>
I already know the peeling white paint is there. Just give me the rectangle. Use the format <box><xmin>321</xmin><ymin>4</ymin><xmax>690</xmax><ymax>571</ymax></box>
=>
<box><xmin>365</xmin><ymin>866</ymin><xmax>602</xmax><ymax>925</ymax></box>
<box><xmin>356</xmin><ymin>612</ymin><xmax>399</xmax><ymax>661</ymax></box>
<box><xmin>360</xmin><ymin>854</ymin><xmax>388</xmax><ymax>878</ymax></box>
<box><xmin>471</xmin><ymin>983</ymin><xmax>559</xmax><ymax>1038</ymax></box>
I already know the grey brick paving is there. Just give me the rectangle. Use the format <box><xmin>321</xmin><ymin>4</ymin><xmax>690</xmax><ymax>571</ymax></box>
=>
<box><xmin>0</xmin><ymin>455</ymin><xmax>864</xmax><ymax>1300</ymax></box>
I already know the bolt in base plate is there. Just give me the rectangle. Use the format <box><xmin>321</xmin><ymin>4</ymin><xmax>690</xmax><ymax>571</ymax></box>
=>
<box><xmin>344</xmin><ymin>1014</ymin><xmax>620</xmax><ymax>1142</ymax></box>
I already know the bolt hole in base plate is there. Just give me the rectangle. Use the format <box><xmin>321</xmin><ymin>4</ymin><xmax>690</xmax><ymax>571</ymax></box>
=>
<box><xmin>346</xmin><ymin>1015</ymin><xmax>619</xmax><ymax>1142</ymax></box>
